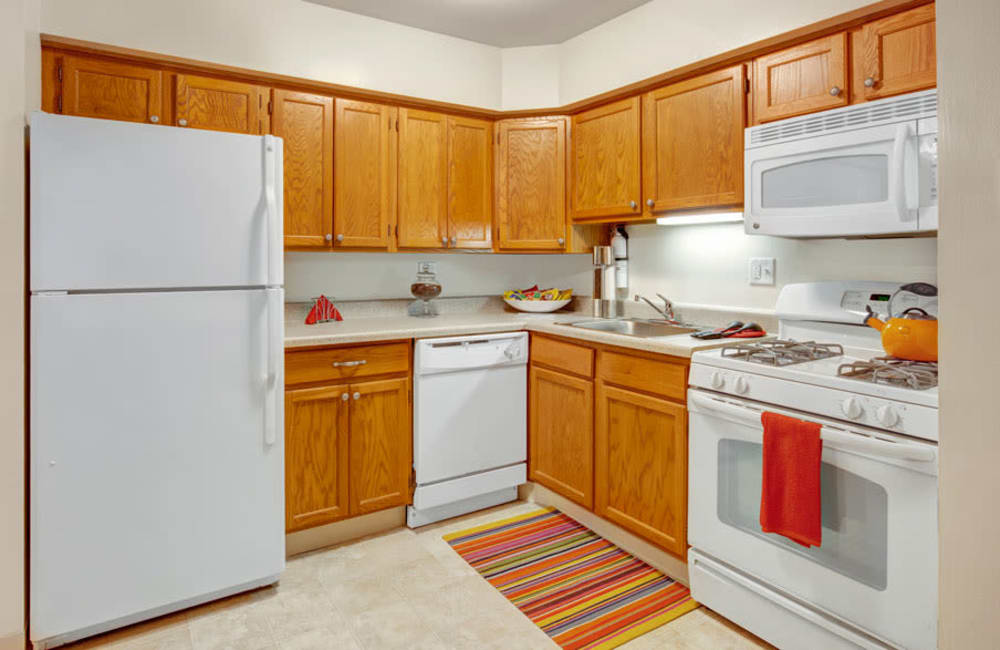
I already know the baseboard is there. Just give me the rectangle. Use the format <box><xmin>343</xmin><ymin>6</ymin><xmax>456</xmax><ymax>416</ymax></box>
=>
<box><xmin>0</xmin><ymin>630</ymin><xmax>25</xmax><ymax>650</ymax></box>
<box><xmin>520</xmin><ymin>482</ymin><xmax>690</xmax><ymax>585</ymax></box>
<box><xmin>285</xmin><ymin>507</ymin><xmax>405</xmax><ymax>557</ymax></box>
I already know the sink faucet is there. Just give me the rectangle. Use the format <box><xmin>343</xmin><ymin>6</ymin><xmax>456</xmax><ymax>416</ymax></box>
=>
<box><xmin>635</xmin><ymin>293</ymin><xmax>678</xmax><ymax>323</ymax></box>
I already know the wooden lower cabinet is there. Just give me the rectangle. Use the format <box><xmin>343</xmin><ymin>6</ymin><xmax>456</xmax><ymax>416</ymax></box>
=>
<box><xmin>284</xmin><ymin>344</ymin><xmax>412</xmax><ymax>533</ymax></box>
<box><xmin>595</xmin><ymin>384</ymin><xmax>688</xmax><ymax>557</ymax></box>
<box><xmin>529</xmin><ymin>365</ymin><xmax>594</xmax><ymax>508</ymax></box>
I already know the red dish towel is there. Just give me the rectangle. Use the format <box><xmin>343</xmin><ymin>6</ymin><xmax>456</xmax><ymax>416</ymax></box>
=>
<box><xmin>760</xmin><ymin>411</ymin><xmax>823</xmax><ymax>548</ymax></box>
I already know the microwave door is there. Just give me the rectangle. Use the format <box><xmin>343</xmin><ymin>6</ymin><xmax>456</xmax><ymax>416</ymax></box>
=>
<box><xmin>746</xmin><ymin>122</ymin><xmax>919</xmax><ymax>237</ymax></box>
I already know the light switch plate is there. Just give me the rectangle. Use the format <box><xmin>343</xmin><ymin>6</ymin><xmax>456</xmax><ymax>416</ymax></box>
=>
<box><xmin>417</xmin><ymin>261</ymin><xmax>436</xmax><ymax>274</ymax></box>
<box><xmin>749</xmin><ymin>257</ymin><xmax>775</xmax><ymax>286</ymax></box>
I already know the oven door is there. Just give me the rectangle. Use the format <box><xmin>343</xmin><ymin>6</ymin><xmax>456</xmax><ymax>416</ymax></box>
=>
<box><xmin>745</xmin><ymin>121</ymin><xmax>921</xmax><ymax>237</ymax></box>
<box><xmin>687</xmin><ymin>389</ymin><xmax>938</xmax><ymax>650</ymax></box>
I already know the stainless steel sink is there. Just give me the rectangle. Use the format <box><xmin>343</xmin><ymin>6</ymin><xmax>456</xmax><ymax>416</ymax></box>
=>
<box><xmin>561</xmin><ymin>318</ymin><xmax>699</xmax><ymax>338</ymax></box>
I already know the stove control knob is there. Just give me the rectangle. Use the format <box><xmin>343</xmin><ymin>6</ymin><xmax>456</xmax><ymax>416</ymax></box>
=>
<box><xmin>840</xmin><ymin>397</ymin><xmax>863</xmax><ymax>420</ymax></box>
<box><xmin>876</xmin><ymin>405</ymin><xmax>899</xmax><ymax>427</ymax></box>
<box><xmin>710</xmin><ymin>372</ymin><xmax>725</xmax><ymax>389</ymax></box>
<box><xmin>734</xmin><ymin>376</ymin><xmax>750</xmax><ymax>395</ymax></box>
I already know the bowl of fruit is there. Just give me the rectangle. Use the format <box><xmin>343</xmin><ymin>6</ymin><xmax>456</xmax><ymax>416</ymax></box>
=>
<box><xmin>503</xmin><ymin>286</ymin><xmax>573</xmax><ymax>313</ymax></box>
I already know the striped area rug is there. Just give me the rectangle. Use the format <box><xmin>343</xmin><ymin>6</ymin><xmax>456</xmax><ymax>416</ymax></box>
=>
<box><xmin>444</xmin><ymin>507</ymin><xmax>698</xmax><ymax>650</ymax></box>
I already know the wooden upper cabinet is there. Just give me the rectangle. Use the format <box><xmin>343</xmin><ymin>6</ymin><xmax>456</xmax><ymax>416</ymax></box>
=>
<box><xmin>57</xmin><ymin>55</ymin><xmax>164</xmax><ymax>124</ymax></box>
<box><xmin>529</xmin><ymin>366</ymin><xmax>594</xmax><ymax>509</ymax></box>
<box><xmin>495</xmin><ymin>118</ymin><xmax>568</xmax><ymax>251</ymax></box>
<box><xmin>334</xmin><ymin>99</ymin><xmax>397</xmax><ymax>249</ymax></box>
<box><xmin>397</xmin><ymin>108</ymin><xmax>448</xmax><ymax>248</ymax></box>
<box><xmin>643</xmin><ymin>65</ymin><xmax>745</xmax><ymax>215</ymax></box>
<box><xmin>273</xmin><ymin>90</ymin><xmax>333</xmax><ymax>249</ymax></box>
<box><xmin>595</xmin><ymin>384</ymin><xmax>687</xmax><ymax>556</ymax></box>
<box><xmin>174</xmin><ymin>74</ymin><xmax>269</xmax><ymax>134</ymax></box>
<box><xmin>857</xmin><ymin>4</ymin><xmax>936</xmax><ymax>101</ymax></box>
<box><xmin>285</xmin><ymin>384</ymin><xmax>350</xmax><ymax>532</ymax></box>
<box><xmin>571</xmin><ymin>97</ymin><xmax>642</xmax><ymax>220</ymax></box>
<box><xmin>348</xmin><ymin>378</ymin><xmax>411</xmax><ymax>516</ymax></box>
<box><xmin>751</xmin><ymin>33</ymin><xmax>848</xmax><ymax>124</ymax></box>
<box><xmin>447</xmin><ymin>116</ymin><xmax>493</xmax><ymax>249</ymax></box>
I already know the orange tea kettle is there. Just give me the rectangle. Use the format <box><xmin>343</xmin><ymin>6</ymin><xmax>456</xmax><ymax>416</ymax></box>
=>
<box><xmin>865</xmin><ymin>283</ymin><xmax>938</xmax><ymax>362</ymax></box>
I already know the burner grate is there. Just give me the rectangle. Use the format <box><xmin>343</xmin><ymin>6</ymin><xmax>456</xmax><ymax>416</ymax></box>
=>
<box><xmin>837</xmin><ymin>357</ymin><xmax>938</xmax><ymax>390</ymax></box>
<box><xmin>721</xmin><ymin>340</ymin><xmax>844</xmax><ymax>366</ymax></box>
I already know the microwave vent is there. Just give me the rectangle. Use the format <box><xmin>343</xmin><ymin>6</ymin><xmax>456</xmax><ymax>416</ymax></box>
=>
<box><xmin>748</xmin><ymin>90</ymin><xmax>937</xmax><ymax>147</ymax></box>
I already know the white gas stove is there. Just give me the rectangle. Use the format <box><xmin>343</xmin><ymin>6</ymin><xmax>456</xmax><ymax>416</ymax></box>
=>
<box><xmin>687</xmin><ymin>281</ymin><xmax>939</xmax><ymax>650</ymax></box>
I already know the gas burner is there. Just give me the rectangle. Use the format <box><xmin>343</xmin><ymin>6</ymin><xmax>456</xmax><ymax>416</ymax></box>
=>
<box><xmin>837</xmin><ymin>357</ymin><xmax>938</xmax><ymax>390</ymax></box>
<box><xmin>721</xmin><ymin>340</ymin><xmax>845</xmax><ymax>367</ymax></box>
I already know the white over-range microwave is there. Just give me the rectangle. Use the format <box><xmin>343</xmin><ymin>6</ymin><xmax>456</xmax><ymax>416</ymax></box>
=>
<box><xmin>745</xmin><ymin>89</ymin><xmax>938</xmax><ymax>238</ymax></box>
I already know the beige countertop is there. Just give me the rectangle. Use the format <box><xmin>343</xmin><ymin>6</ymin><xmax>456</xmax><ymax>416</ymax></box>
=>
<box><xmin>284</xmin><ymin>311</ymin><xmax>749</xmax><ymax>358</ymax></box>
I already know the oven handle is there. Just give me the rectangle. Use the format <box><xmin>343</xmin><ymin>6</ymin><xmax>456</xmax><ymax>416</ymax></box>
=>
<box><xmin>689</xmin><ymin>392</ymin><xmax>936</xmax><ymax>463</ymax></box>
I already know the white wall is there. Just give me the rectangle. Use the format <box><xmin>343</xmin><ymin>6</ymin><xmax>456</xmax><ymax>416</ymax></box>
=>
<box><xmin>936</xmin><ymin>1</ymin><xmax>1000</xmax><ymax>647</ymax></box>
<box><xmin>41</xmin><ymin>0</ymin><xmax>503</xmax><ymax>109</ymax></box>
<box><xmin>501</xmin><ymin>45</ymin><xmax>561</xmax><ymax>110</ymax></box>
<box><xmin>556</xmin><ymin>0</ymin><xmax>872</xmax><ymax>104</ymax></box>
<box><xmin>285</xmin><ymin>252</ymin><xmax>592</xmax><ymax>302</ymax></box>
<box><xmin>628</xmin><ymin>223</ymin><xmax>938</xmax><ymax>311</ymax></box>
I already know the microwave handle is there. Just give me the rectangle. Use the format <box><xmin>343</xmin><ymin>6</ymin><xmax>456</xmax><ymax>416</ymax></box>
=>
<box><xmin>688</xmin><ymin>391</ymin><xmax>936</xmax><ymax>464</ymax></box>
<box><xmin>893</xmin><ymin>123</ymin><xmax>920</xmax><ymax>218</ymax></box>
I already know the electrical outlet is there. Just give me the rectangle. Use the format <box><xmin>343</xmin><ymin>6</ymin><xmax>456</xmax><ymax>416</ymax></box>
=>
<box><xmin>749</xmin><ymin>257</ymin><xmax>775</xmax><ymax>286</ymax></box>
<box><xmin>417</xmin><ymin>261</ymin><xmax>436</xmax><ymax>274</ymax></box>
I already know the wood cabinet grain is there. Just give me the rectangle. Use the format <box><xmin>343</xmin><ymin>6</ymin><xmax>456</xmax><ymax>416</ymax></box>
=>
<box><xmin>397</xmin><ymin>108</ymin><xmax>449</xmax><ymax>248</ymax></box>
<box><xmin>174</xmin><ymin>74</ymin><xmax>269</xmax><ymax>134</ymax></box>
<box><xmin>643</xmin><ymin>65</ymin><xmax>745</xmax><ymax>214</ymax></box>
<box><xmin>285</xmin><ymin>384</ymin><xmax>351</xmax><ymax>532</ymax></box>
<box><xmin>58</xmin><ymin>55</ymin><xmax>164</xmax><ymax>124</ymax></box>
<box><xmin>858</xmin><ymin>4</ymin><xmax>936</xmax><ymax>100</ymax></box>
<box><xmin>751</xmin><ymin>33</ymin><xmax>848</xmax><ymax>124</ymax></box>
<box><xmin>447</xmin><ymin>116</ymin><xmax>493</xmax><ymax>249</ymax></box>
<box><xmin>348</xmin><ymin>377</ymin><xmax>411</xmax><ymax>515</ymax></box>
<box><xmin>273</xmin><ymin>90</ymin><xmax>333</xmax><ymax>249</ymax></box>
<box><xmin>571</xmin><ymin>97</ymin><xmax>642</xmax><ymax>220</ymax></box>
<box><xmin>333</xmin><ymin>99</ymin><xmax>397</xmax><ymax>249</ymax></box>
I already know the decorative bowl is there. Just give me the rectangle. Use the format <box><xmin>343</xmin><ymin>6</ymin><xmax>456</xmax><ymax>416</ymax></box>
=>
<box><xmin>503</xmin><ymin>297</ymin><xmax>572</xmax><ymax>313</ymax></box>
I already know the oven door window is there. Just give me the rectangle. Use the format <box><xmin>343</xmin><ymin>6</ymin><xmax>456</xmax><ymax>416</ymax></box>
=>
<box><xmin>717</xmin><ymin>439</ymin><xmax>888</xmax><ymax>590</ymax></box>
<box><xmin>761</xmin><ymin>154</ymin><xmax>889</xmax><ymax>209</ymax></box>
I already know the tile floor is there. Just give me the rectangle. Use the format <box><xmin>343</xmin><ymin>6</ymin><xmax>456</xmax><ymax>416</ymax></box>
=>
<box><xmin>66</xmin><ymin>502</ymin><xmax>772</xmax><ymax>649</ymax></box>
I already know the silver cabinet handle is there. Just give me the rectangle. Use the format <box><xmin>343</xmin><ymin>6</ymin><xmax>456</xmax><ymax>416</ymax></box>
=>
<box><xmin>557</xmin><ymin>237</ymin><xmax>565</xmax><ymax>245</ymax></box>
<box><xmin>149</xmin><ymin>115</ymin><xmax>160</xmax><ymax>123</ymax></box>
<box><xmin>332</xmin><ymin>360</ymin><xmax>367</xmax><ymax>367</ymax></box>
<box><xmin>325</xmin><ymin>233</ymin><xmax>333</xmax><ymax>242</ymax></box>
<box><xmin>864</xmin><ymin>77</ymin><xmax>876</xmax><ymax>88</ymax></box>
<box><xmin>450</xmin><ymin>236</ymin><xmax>457</xmax><ymax>245</ymax></box>
<box><xmin>177</xmin><ymin>118</ymin><xmax>188</xmax><ymax>127</ymax></box>
<box><xmin>353</xmin><ymin>392</ymin><xmax>361</xmax><ymax>401</ymax></box>
<box><xmin>646</xmin><ymin>199</ymin><xmax>655</xmax><ymax>208</ymax></box>
<box><xmin>441</xmin><ymin>236</ymin><xmax>448</xmax><ymax>246</ymax></box>
<box><xmin>336</xmin><ymin>234</ymin><xmax>344</xmax><ymax>242</ymax></box>
<box><xmin>829</xmin><ymin>86</ymin><xmax>841</xmax><ymax>96</ymax></box>
<box><xmin>629</xmin><ymin>200</ymin><xmax>638</xmax><ymax>210</ymax></box>
<box><xmin>341</xmin><ymin>393</ymin><xmax>349</xmax><ymax>401</ymax></box>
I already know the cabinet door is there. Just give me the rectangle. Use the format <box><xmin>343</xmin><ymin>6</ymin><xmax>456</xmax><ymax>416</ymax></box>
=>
<box><xmin>398</xmin><ymin>108</ymin><xmax>448</xmax><ymax>248</ymax></box>
<box><xmin>273</xmin><ymin>90</ymin><xmax>333</xmax><ymax>249</ymax></box>
<box><xmin>496</xmin><ymin>118</ymin><xmax>568</xmax><ymax>250</ymax></box>
<box><xmin>858</xmin><ymin>4</ymin><xmax>936</xmax><ymax>100</ymax></box>
<box><xmin>643</xmin><ymin>65</ymin><xmax>745</xmax><ymax>215</ymax></box>
<box><xmin>595</xmin><ymin>384</ymin><xmax>687</xmax><ymax>555</ymax></box>
<box><xmin>333</xmin><ymin>99</ymin><xmax>396</xmax><ymax>249</ymax></box>
<box><xmin>447</xmin><ymin>116</ymin><xmax>493</xmax><ymax>249</ymax></box>
<box><xmin>529</xmin><ymin>367</ymin><xmax>594</xmax><ymax>508</ymax></box>
<box><xmin>349</xmin><ymin>378</ymin><xmax>411</xmax><ymax>516</ymax></box>
<box><xmin>751</xmin><ymin>33</ymin><xmax>848</xmax><ymax>124</ymax></box>
<box><xmin>174</xmin><ymin>74</ymin><xmax>269</xmax><ymax>134</ymax></box>
<box><xmin>59</xmin><ymin>55</ymin><xmax>164</xmax><ymax>125</ymax></box>
<box><xmin>571</xmin><ymin>97</ymin><xmax>642</xmax><ymax>220</ymax></box>
<box><xmin>285</xmin><ymin>385</ymin><xmax>350</xmax><ymax>532</ymax></box>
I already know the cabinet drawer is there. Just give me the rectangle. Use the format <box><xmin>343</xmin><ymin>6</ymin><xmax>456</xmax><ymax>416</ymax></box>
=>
<box><xmin>598</xmin><ymin>349</ymin><xmax>687</xmax><ymax>401</ymax></box>
<box><xmin>531</xmin><ymin>335</ymin><xmax>594</xmax><ymax>378</ymax></box>
<box><xmin>286</xmin><ymin>342</ymin><xmax>410</xmax><ymax>385</ymax></box>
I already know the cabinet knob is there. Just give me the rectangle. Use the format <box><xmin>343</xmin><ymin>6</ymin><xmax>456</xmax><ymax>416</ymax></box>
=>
<box><xmin>450</xmin><ymin>236</ymin><xmax>457</xmax><ymax>245</ymax></box>
<box><xmin>149</xmin><ymin>115</ymin><xmax>160</xmax><ymax>123</ymax></box>
<box><xmin>829</xmin><ymin>86</ymin><xmax>841</xmax><ymax>96</ymax></box>
<box><xmin>864</xmin><ymin>77</ymin><xmax>876</xmax><ymax>88</ymax></box>
<box><xmin>353</xmin><ymin>392</ymin><xmax>361</xmax><ymax>401</ymax></box>
<box><xmin>336</xmin><ymin>234</ymin><xmax>344</xmax><ymax>242</ymax></box>
<box><xmin>629</xmin><ymin>200</ymin><xmax>638</xmax><ymax>210</ymax></box>
<box><xmin>325</xmin><ymin>233</ymin><xmax>333</xmax><ymax>242</ymax></box>
<box><xmin>177</xmin><ymin>118</ymin><xmax>188</xmax><ymax>127</ymax></box>
<box><xmin>441</xmin><ymin>236</ymin><xmax>448</xmax><ymax>246</ymax></box>
<box><xmin>646</xmin><ymin>199</ymin><xmax>655</xmax><ymax>208</ymax></box>
<box><xmin>557</xmin><ymin>237</ymin><xmax>565</xmax><ymax>246</ymax></box>
<box><xmin>341</xmin><ymin>393</ymin><xmax>349</xmax><ymax>401</ymax></box>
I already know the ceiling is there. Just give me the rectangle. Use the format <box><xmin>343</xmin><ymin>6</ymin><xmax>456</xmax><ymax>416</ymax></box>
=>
<box><xmin>303</xmin><ymin>0</ymin><xmax>653</xmax><ymax>47</ymax></box>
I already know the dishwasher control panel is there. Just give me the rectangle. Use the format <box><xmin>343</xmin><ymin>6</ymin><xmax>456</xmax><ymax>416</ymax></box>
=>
<box><xmin>415</xmin><ymin>332</ymin><xmax>528</xmax><ymax>375</ymax></box>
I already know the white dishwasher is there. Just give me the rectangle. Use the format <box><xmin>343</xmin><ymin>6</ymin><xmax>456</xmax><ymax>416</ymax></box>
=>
<box><xmin>408</xmin><ymin>332</ymin><xmax>528</xmax><ymax>528</ymax></box>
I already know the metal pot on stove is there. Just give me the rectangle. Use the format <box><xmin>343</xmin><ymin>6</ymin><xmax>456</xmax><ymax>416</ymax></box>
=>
<box><xmin>865</xmin><ymin>282</ymin><xmax>938</xmax><ymax>362</ymax></box>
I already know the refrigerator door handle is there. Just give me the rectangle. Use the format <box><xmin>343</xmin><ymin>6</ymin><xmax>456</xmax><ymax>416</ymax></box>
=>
<box><xmin>263</xmin><ymin>288</ymin><xmax>283</xmax><ymax>446</ymax></box>
<box><xmin>263</xmin><ymin>136</ymin><xmax>281</xmax><ymax>287</ymax></box>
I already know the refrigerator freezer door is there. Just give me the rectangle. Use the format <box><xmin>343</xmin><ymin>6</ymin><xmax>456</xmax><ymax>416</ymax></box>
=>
<box><xmin>30</xmin><ymin>289</ymin><xmax>284</xmax><ymax>643</ymax></box>
<box><xmin>29</xmin><ymin>112</ymin><xmax>283</xmax><ymax>291</ymax></box>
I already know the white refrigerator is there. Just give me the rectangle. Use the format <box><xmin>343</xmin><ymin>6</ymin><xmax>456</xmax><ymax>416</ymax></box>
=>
<box><xmin>29</xmin><ymin>112</ymin><xmax>285</xmax><ymax>648</ymax></box>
